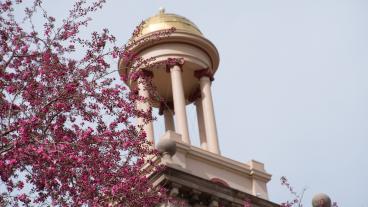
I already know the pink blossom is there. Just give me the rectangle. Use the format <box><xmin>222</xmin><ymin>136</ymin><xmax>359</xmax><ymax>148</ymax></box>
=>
<box><xmin>0</xmin><ymin>0</ymin><xmax>173</xmax><ymax>206</ymax></box>
<box><xmin>6</xmin><ymin>85</ymin><xmax>16</xmax><ymax>93</ymax></box>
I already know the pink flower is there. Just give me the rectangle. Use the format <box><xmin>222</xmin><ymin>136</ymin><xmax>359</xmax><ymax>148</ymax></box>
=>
<box><xmin>17</xmin><ymin>181</ymin><xmax>24</xmax><ymax>189</ymax></box>
<box><xmin>6</xmin><ymin>85</ymin><xmax>16</xmax><ymax>93</ymax></box>
<box><xmin>6</xmin><ymin>159</ymin><xmax>17</xmax><ymax>165</ymax></box>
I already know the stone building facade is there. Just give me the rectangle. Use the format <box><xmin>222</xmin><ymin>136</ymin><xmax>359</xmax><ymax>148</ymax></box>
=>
<box><xmin>119</xmin><ymin>9</ymin><xmax>280</xmax><ymax>207</ymax></box>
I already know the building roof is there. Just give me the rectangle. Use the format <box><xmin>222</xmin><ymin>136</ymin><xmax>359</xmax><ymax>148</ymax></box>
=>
<box><xmin>140</xmin><ymin>8</ymin><xmax>202</xmax><ymax>37</ymax></box>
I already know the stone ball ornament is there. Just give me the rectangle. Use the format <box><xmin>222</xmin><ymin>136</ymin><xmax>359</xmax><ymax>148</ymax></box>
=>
<box><xmin>312</xmin><ymin>193</ymin><xmax>332</xmax><ymax>207</ymax></box>
<box><xmin>156</xmin><ymin>138</ymin><xmax>177</xmax><ymax>157</ymax></box>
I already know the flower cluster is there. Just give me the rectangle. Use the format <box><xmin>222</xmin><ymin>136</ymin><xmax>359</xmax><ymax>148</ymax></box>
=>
<box><xmin>0</xmin><ymin>0</ymin><xmax>174</xmax><ymax>206</ymax></box>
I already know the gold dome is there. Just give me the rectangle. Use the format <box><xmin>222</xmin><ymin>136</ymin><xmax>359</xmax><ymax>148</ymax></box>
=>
<box><xmin>140</xmin><ymin>9</ymin><xmax>202</xmax><ymax>37</ymax></box>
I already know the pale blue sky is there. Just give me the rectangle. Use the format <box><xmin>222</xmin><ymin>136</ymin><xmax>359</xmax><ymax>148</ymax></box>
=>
<box><xmin>17</xmin><ymin>0</ymin><xmax>368</xmax><ymax>206</ymax></box>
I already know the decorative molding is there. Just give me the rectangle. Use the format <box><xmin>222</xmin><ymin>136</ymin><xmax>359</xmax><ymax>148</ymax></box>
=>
<box><xmin>210</xmin><ymin>178</ymin><xmax>230</xmax><ymax>187</ymax></box>
<box><xmin>194</xmin><ymin>68</ymin><xmax>214</xmax><ymax>81</ymax></box>
<box><xmin>150</xmin><ymin>166</ymin><xmax>280</xmax><ymax>207</ymax></box>
<box><xmin>188</xmin><ymin>88</ymin><xmax>201</xmax><ymax>103</ymax></box>
<box><xmin>165</xmin><ymin>58</ymin><xmax>185</xmax><ymax>73</ymax></box>
<box><xmin>130</xmin><ymin>69</ymin><xmax>154</xmax><ymax>81</ymax></box>
<box><xmin>141</xmin><ymin>69</ymin><xmax>154</xmax><ymax>78</ymax></box>
<box><xmin>174</xmin><ymin>141</ymin><xmax>272</xmax><ymax>182</ymax></box>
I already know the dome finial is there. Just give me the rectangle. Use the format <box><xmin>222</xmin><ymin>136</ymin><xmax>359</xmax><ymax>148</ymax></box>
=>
<box><xmin>158</xmin><ymin>7</ymin><xmax>165</xmax><ymax>14</ymax></box>
<box><xmin>312</xmin><ymin>193</ymin><xmax>332</xmax><ymax>207</ymax></box>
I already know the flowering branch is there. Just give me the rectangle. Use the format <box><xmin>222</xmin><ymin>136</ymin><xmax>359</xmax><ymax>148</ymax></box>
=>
<box><xmin>0</xmin><ymin>0</ymin><xmax>175</xmax><ymax>206</ymax></box>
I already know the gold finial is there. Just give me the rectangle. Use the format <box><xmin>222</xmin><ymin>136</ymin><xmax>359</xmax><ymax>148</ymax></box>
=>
<box><xmin>159</xmin><ymin>7</ymin><xmax>165</xmax><ymax>14</ymax></box>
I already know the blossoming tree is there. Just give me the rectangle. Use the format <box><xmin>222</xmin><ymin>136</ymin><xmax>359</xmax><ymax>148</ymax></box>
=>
<box><xmin>0</xmin><ymin>0</ymin><xmax>172</xmax><ymax>206</ymax></box>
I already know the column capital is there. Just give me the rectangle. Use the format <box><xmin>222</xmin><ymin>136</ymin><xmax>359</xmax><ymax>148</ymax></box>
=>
<box><xmin>159</xmin><ymin>101</ymin><xmax>174</xmax><ymax>115</ymax></box>
<box><xmin>141</xmin><ymin>69</ymin><xmax>154</xmax><ymax>78</ymax></box>
<box><xmin>165</xmin><ymin>58</ymin><xmax>185</xmax><ymax>72</ymax></box>
<box><xmin>131</xmin><ymin>69</ymin><xmax>153</xmax><ymax>81</ymax></box>
<box><xmin>188</xmin><ymin>88</ymin><xmax>201</xmax><ymax>103</ymax></box>
<box><xmin>194</xmin><ymin>68</ymin><xmax>214</xmax><ymax>81</ymax></box>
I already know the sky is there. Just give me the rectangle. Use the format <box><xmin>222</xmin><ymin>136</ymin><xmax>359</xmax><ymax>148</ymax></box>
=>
<box><xmin>15</xmin><ymin>0</ymin><xmax>368</xmax><ymax>206</ymax></box>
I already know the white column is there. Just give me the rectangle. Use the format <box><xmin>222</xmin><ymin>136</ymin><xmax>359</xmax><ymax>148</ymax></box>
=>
<box><xmin>195</xmin><ymin>98</ymin><xmax>207</xmax><ymax>150</ymax></box>
<box><xmin>137</xmin><ymin>76</ymin><xmax>155</xmax><ymax>144</ymax></box>
<box><xmin>163</xmin><ymin>109</ymin><xmax>175</xmax><ymax>131</ymax></box>
<box><xmin>170</xmin><ymin>65</ymin><xmax>190</xmax><ymax>144</ymax></box>
<box><xmin>199</xmin><ymin>76</ymin><xmax>220</xmax><ymax>154</ymax></box>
